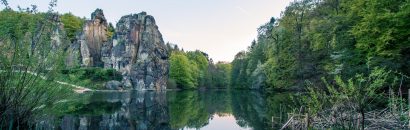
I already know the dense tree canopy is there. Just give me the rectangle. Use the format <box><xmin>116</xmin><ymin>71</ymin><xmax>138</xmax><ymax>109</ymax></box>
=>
<box><xmin>168</xmin><ymin>44</ymin><xmax>232</xmax><ymax>89</ymax></box>
<box><xmin>169</xmin><ymin>51</ymin><xmax>196</xmax><ymax>89</ymax></box>
<box><xmin>231</xmin><ymin>0</ymin><xmax>410</xmax><ymax>90</ymax></box>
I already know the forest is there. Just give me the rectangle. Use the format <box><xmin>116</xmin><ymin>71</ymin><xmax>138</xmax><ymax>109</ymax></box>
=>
<box><xmin>231</xmin><ymin>0</ymin><xmax>410</xmax><ymax>90</ymax></box>
<box><xmin>166</xmin><ymin>44</ymin><xmax>231</xmax><ymax>90</ymax></box>
<box><xmin>0</xmin><ymin>0</ymin><xmax>409</xmax><ymax>129</ymax></box>
<box><xmin>229</xmin><ymin>0</ymin><xmax>410</xmax><ymax>129</ymax></box>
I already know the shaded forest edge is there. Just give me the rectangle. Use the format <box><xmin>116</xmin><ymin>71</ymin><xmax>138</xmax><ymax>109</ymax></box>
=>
<box><xmin>229</xmin><ymin>0</ymin><xmax>410</xmax><ymax>129</ymax></box>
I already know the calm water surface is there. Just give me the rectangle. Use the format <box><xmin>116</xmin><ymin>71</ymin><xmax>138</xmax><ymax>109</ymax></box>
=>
<box><xmin>37</xmin><ymin>90</ymin><xmax>297</xmax><ymax>130</ymax></box>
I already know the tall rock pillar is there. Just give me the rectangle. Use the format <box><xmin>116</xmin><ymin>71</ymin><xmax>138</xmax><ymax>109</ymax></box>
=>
<box><xmin>110</xmin><ymin>12</ymin><xmax>169</xmax><ymax>91</ymax></box>
<box><xmin>78</xmin><ymin>9</ymin><xmax>110</xmax><ymax>67</ymax></box>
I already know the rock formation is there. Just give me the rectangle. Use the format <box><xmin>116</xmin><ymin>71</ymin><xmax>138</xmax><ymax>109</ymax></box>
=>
<box><xmin>66</xmin><ymin>9</ymin><xmax>169</xmax><ymax>91</ymax></box>
<box><xmin>107</xmin><ymin>12</ymin><xmax>169</xmax><ymax>91</ymax></box>
<box><xmin>76</xmin><ymin>9</ymin><xmax>110</xmax><ymax>67</ymax></box>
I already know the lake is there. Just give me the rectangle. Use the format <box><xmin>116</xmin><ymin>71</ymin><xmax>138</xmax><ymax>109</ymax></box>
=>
<box><xmin>36</xmin><ymin>90</ymin><xmax>298</xmax><ymax>130</ymax></box>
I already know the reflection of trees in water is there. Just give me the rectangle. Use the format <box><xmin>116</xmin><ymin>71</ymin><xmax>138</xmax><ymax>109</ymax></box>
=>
<box><xmin>265</xmin><ymin>92</ymin><xmax>301</xmax><ymax>128</ymax></box>
<box><xmin>167</xmin><ymin>90</ymin><xmax>290</xmax><ymax>130</ymax></box>
<box><xmin>167</xmin><ymin>90</ymin><xmax>233</xmax><ymax>129</ymax></box>
<box><xmin>39</xmin><ymin>91</ymin><xmax>170</xmax><ymax>130</ymax></box>
<box><xmin>168</xmin><ymin>90</ymin><xmax>208</xmax><ymax>129</ymax></box>
<box><xmin>230</xmin><ymin>91</ymin><xmax>300</xmax><ymax>130</ymax></box>
<box><xmin>230</xmin><ymin>91</ymin><xmax>270</xmax><ymax>130</ymax></box>
<box><xmin>38</xmin><ymin>90</ymin><xmax>298</xmax><ymax>130</ymax></box>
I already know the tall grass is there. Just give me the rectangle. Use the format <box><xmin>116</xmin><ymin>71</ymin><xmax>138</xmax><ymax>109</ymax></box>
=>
<box><xmin>0</xmin><ymin>0</ymin><xmax>70</xmax><ymax>128</ymax></box>
<box><xmin>282</xmin><ymin>67</ymin><xmax>409</xmax><ymax>129</ymax></box>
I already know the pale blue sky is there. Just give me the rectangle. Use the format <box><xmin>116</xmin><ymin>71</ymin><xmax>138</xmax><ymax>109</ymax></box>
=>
<box><xmin>3</xmin><ymin>0</ymin><xmax>292</xmax><ymax>62</ymax></box>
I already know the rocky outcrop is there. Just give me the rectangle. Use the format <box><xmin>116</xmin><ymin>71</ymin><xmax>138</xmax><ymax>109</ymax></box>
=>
<box><xmin>106</xmin><ymin>12</ymin><xmax>169</xmax><ymax>91</ymax></box>
<box><xmin>78</xmin><ymin>9</ymin><xmax>110</xmax><ymax>67</ymax></box>
<box><xmin>66</xmin><ymin>9</ymin><xmax>169</xmax><ymax>91</ymax></box>
<box><xmin>104</xmin><ymin>80</ymin><xmax>123</xmax><ymax>90</ymax></box>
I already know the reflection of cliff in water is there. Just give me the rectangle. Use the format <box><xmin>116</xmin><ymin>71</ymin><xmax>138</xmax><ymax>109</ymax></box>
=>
<box><xmin>39</xmin><ymin>91</ymin><xmax>170</xmax><ymax>130</ymax></box>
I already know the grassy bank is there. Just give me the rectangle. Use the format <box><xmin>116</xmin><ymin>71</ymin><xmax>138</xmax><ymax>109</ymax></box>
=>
<box><xmin>55</xmin><ymin>67</ymin><xmax>123</xmax><ymax>90</ymax></box>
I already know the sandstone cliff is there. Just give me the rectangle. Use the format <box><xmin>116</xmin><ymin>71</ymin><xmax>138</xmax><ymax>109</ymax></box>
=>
<box><xmin>108</xmin><ymin>12</ymin><xmax>169</xmax><ymax>91</ymax></box>
<box><xmin>79</xmin><ymin>9</ymin><xmax>110</xmax><ymax>67</ymax></box>
<box><xmin>67</xmin><ymin>9</ymin><xmax>169</xmax><ymax>91</ymax></box>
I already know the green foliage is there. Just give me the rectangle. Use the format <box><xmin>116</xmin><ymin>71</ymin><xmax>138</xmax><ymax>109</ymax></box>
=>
<box><xmin>304</xmin><ymin>67</ymin><xmax>391</xmax><ymax>128</ymax></box>
<box><xmin>0</xmin><ymin>10</ymin><xmax>43</xmax><ymax>41</ymax></box>
<box><xmin>169</xmin><ymin>51</ymin><xmax>196</xmax><ymax>89</ymax></box>
<box><xmin>57</xmin><ymin>67</ymin><xmax>122</xmax><ymax>90</ymax></box>
<box><xmin>60</xmin><ymin>13</ymin><xmax>84</xmax><ymax>42</ymax></box>
<box><xmin>213</xmin><ymin>62</ymin><xmax>232</xmax><ymax>88</ymax></box>
<box><xmin>187</xmin><ymin>51</ymin><xmax>209</xmax><ymax>87</ymax></box>
<box><xmin>168</xmin><ymin>49</ymin><xmax>232</xmax><ymax>89</ymax></box>
<box><xmin>230</xmin><ymin>51</ymin><xmax>250</xmax><ymax>89</ymax></box>
<box><xmin>167</xmin><ymin>44</ymin><xmax>233</xmax><ymax>89</ymax></box>
<box><xmin>348</xmin><ymin>0</ymin><xmax>410</xmax><ymax>71</ymax></box>
<box><xmin>231</xmin><ymin>0</ymin><xmax>410</xmax><ymax>91</ymax></box>
<box><xmin>46</xmin><ymin>92</ymin><xmax>90</xmax><ymax>116</ymax></box>
<box><xmin>168</xmin><ymin>91</ymin><xmax>208</xmax><ymax>129</ymax></box>
<box><xmin>0</xmin><ymin>5</ymin><xmax>70</xmax><ymax>128</ymax></box>
<box><xmin>166</xmin><ymin>78</ymin><xmax>178</xmax><ymax>89</ymax></box>
<box><xmin>106</xmin><ymin>23</ymin><xmax>115</xmax><ymax>39</ymax></box>
<box><xmin>230</xmin><ymin>90</ymin><xmax>273</xmax><ymax>129</ymax></box>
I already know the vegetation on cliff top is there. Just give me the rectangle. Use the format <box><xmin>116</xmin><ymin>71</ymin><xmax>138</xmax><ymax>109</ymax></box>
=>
<box><xmin>60</xmin><ymin>13</ymin><xmax>84</xmax><ymax>42</ymax></box>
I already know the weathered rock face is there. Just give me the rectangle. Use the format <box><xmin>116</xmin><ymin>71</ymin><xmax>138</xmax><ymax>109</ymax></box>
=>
<box><xmin>107</xmin><ymin>12</ymin><xmax>169</xmax><ymax>91</ymax></box>
<box><xmin>66</xmin><ymin>9</ymin><xmax>169</xmax><ymax>90</ymax></box>
<box><xmin>104</xmin><ymin>80</ymin><xmax>123</xmax><ymax>90</ymax></box>
<box><xmin>78</xmin><ymin>9</ymin><xmax>110</xmax><ymax>67</ymax></box>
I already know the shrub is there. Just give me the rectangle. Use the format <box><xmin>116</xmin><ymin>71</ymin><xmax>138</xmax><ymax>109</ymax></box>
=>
<box><xmin>167</xmin><ymin>78</ymin><xmax>178</xmax><ymax>89</ymax></box>
<box><xmin>0</xmin><ymin>2</ymin><xmax>70</xmax><ymax>128</ymax></box>
<box><xmin>304</xmin><ymin>67</ymin><xmax>392</xmax><ymax>129</ymax></box>
<box><xmin>57</xmin><ymin>67</ymin><xmax>122</xmax><ymax>90</ymax></box>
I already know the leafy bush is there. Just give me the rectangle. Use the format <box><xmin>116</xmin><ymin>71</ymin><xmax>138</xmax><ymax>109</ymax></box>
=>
<box><xmin>304</xmin><ymin>67</ymin><xmax>393</xmax><ymax>129</ymax></box>
<box><xmin>167</xmin><ymin>78</ymin><xmax>178</xmax><ymax>89</ymax></box>
<box><xmin>57</xmin><ymin>68</ymin><xmax>122</xmax><ymax>90</ymax></box>
<box><xmin>169</xmin><ymin>51</ymin><xmax>196</xmax><ymax>89</ymax></box>
<box><xmin>0</xmin><ymin>3</ymin><xmax>71</xmax><ymax>129</ymax></box>
<box><xmin>60</xmin><ymin>13</ymin><xmax>84</xmax><ymax>42</ymax></box>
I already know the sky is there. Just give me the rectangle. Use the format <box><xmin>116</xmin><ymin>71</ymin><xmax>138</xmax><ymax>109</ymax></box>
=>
<box><xmin>3</xmin><ymin>0</ymin><xmax>293</xmax><ymax>62</ymax></box>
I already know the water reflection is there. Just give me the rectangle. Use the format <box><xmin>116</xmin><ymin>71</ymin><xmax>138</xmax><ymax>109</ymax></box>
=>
<box><xmin>38</xmin><ymin>90</ymin><xmax>297</xmax><ymax>130</ymax></box>
<box><xmin>185</xmin><ymin>114</ymin><xmax>251</xmax><ymax>130</ymax></box>
<box><xmin>38</xmin><ymin>91</ymin><xmax>169</xmax><ymax>130</ymax></box>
